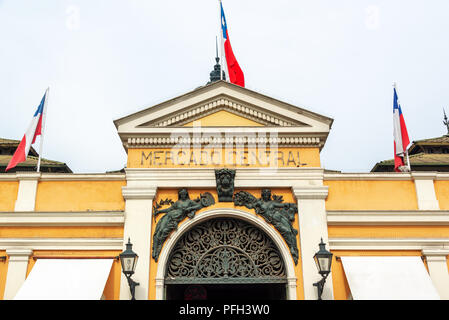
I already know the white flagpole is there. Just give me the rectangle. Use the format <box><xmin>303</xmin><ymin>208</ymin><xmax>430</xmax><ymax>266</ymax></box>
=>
<box><xmin>406</xmin><ymin>150</ymin><xmax>411</xmax><ymax>172</ymax></box>
<box><xmin>219</xmin><ymin>0</ymin><xmax>224</xmax><ymax>81</ymax></box>
<box><xmin>37</xmin><ymin>87</ymin><xmax>50</xmax><ymax>173</ymax></box>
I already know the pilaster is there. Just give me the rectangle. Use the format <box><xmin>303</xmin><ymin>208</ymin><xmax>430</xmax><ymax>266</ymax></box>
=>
<box><xmin>422</xmin><ymin>248</ymin><xmax>449</xmax><ymax>299</ymax></box>
<box><xmin>293</xmin><ymin>186</ymin><xmax>334</xmax><ymax>300</ymax></box>
<box><xmin>412</xmin><ymin>172</ymin><xmax>439</xmax><ymax>210</ymax></box>
<box><xmin>3</xmin><ymin>249</ymin><xmax>33</xmax><ymax>300</ymax></box>
<box><xmin>14</xmin><ymin>172</ymin><xmax>41</xmax><ymax>212</ymax></box>
<box><xmin>119</xmin><ymin>186</ymin><xmax>157</xmax><ymax>300</ymax></box>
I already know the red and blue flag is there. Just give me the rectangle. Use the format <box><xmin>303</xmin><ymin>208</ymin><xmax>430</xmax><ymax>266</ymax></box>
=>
<box><xmin>221</xmin><ymin>2</ymin><xmax>245</xmax><ymax>87</ymax></box>
<box><xmin>393</xmin><ymin>87</ymin><xmax>410</xmax><ymax>172</ymax></box>
<box><xmin>6</xmin><ymin>89</ymin><xmax>48</xmax><ymax>172</ymax></box>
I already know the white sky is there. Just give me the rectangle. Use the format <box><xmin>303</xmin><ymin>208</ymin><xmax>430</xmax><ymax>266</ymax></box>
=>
<box><xmin>0</xmin><ymin>0</ymin><xmax>448</xmax><ymax>173</ymax></box>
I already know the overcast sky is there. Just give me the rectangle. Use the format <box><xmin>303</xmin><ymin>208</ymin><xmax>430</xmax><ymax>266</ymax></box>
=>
<box><xmin>1</xmin><ymin>0</ymin><xmax>448</xmax><ymax>173</ymax></box>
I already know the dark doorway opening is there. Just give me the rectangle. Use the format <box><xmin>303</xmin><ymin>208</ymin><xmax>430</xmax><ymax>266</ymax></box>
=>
<box><xmin>166</xmin><ymin>283</ymin><xmax>287</xmax><ymax>300</ymax></box>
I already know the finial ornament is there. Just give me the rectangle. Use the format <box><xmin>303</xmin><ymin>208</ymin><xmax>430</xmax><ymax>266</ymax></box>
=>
<box><xmin>208</xmin><ymin>37</ymin><xmax>226</xmax><ymax>83</ymax></box>
<box><xmin>443</xmin><ymin>108</ymin><xmax>449</xmax><ymax>135</ymax></box>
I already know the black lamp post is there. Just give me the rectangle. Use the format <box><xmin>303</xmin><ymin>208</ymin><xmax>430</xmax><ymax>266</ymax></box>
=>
<box><xmin>119</xmin><ymin>238</ymin><xmax>140</xmax><ymax>300</ymax></box>
<box><xmin>313</xmin><ymin>238</ymin><xmax>333</xmax><ymax>300</ymax></box>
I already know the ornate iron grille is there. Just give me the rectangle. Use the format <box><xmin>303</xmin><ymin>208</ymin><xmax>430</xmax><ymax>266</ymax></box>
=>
<box><xmin>165</xmin><ymin>218</ymin><xmax>287</xmax><ymax>284</ymax></box>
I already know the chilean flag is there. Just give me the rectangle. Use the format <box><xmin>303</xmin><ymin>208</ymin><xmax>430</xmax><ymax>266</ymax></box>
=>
<box><xmin>221</xmin><ymin>2</ymin><xmax>245</xmax><ymax>87</ymax></box>
<box><xmin>6</xmin><ymin>89</ymin><xmax>48</xmax><ymax>172</ymax></box>
<box><xmin>393</xmin><ymin>86</ymin><xmax>410</xmax><ymax>172</ymax></box>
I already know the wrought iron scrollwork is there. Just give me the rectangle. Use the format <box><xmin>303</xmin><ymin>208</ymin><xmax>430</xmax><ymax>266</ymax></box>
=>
<box><xmin>166</xmin><ymin>218</ymin><xmax>286</xmax><ymax>284</ymax></box>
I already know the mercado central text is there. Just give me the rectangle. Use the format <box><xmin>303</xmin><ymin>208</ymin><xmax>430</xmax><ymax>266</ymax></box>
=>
<box><xmin>130</xmin><ymin>147</ymin><xmax>321</xmax><ymax>168</ymax></box>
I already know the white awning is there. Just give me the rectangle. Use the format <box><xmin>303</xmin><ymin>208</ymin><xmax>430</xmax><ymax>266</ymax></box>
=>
<box><xmin>341</xmin><ymin>256</ymin><xmax>440</xmax><ymax>300</ymax></box>
<box><xmin>14</xmin><ymin>259</ymin><xmax>113</xmax><ymax>300</ymax></box>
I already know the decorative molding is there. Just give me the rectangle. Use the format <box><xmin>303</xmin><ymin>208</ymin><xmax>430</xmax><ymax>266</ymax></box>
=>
<box><xmin>0</xmin><ymin>211</ymin><xmax>124</xmax><ymax>226</ymax></box>
<box><xmin>0</xmin><ymin>173</ymin><xmax>126</xmax><ymax>182</ymax></box>
<box><xmin>124</xmin><ymin>168</ymin><xmax>326</xmax><ymax>189</ymax></box>
<box><xmin>292</xmin><ymin>186</ymin><xmax>328</xmax><ymax>200</ymax></box>
<box><xmin>421</xmin><ymin>248</ymin><xmax>449</xmax><ymax>257</ymax></box>
<box><xmin>148</xmin><ymin>97</ymin><xmax>297</xmax><ymax>128</ymax></box>
<box><xmin>324</xmin><ymin>172</ymin><xmax>413</xmax><ymax>181</ymax></box>
<box><xmin>6</xmin><ymin>249</ymin><xmax>33</xmax><ymax>259</ymax></box>
<box><xmin>122</xmin><ymin>186</ymin><xmax>157</xmax><ymax>200</ymax></box>
<box><xmin>327</xmin><ymin>210</ymin><xmax>449</xmax><ymax>225</ymax></box>
<box><xmin>411</xmin><ymin>172</ymin><xmax>438</xmax><ymax>181</ymax></box>
<box><xmin>15</xmin><ymin>172</ymin><xmax>41</xmax><ymax>181</ymax></box>
<box><xmin>125</xmin><ymin>135</ymin><xmax>322</xmax><ymax>148</ymax></box>
<box><xmin>39</xmin><ymin>173</ymin><xmax>125</xmax><ymax>181</ymax></box>
<box><xmin>436</xmin><ymin>173</ymin><xmax>449</xmax><ymax>180</ymax></box>
<box><xmin>329</xmin><ymin>238</ymin><xmax>449</xmax><ymax>251</ymax></box>
<box><xmin>0</xmin><ymin>238</ymin><xmax>123</xmax><ymax>251</ymax></box>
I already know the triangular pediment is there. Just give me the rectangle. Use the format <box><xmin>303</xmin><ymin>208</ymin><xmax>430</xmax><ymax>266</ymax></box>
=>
<box><xmin>114</xmin><ymin>81</ymin><xmax>333</xmax><ymax>150</ymax></box>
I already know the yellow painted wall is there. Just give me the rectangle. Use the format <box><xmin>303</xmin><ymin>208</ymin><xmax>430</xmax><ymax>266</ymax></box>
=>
<box><xmin>0</xmin><ymin>182</ymin><xmax>18</xmax><ymax>211</ymax></box>
<box><xmin>331</xmin><ymin>250</ymin><xmax>424</xmax><ymax>300</ymax></box>
<box><xmin>328</xmin><ymin>225</ymin><xmax>449</xmax><ymax>238</ymax></box>
<box><xmin>434</xmin><ymin>181</ymin><xmax>449</xmax><ymax>210</ymax></box>
<box><xmin>129</xmin><ymin>147</ymin><xmax>320</xmax><ymax>168</ymax></box>
<box><xmin>183</xmin><ymin>110</ymin><xmax>264</xmax><ymax>127</ymax></box>
<box><xmin>324</xmin><ymin>180</ymin><xmax>418</xmax><ymax>210</ymax></box>
<box><xmin>0</xmin><ymin>226</ymin><xmax>123</xmax><ymax>238</ymax></box>
<box><xmin>26</xmin><ymin>250</ymin><xmax>121</xmax><ymax>300</ymax></box>
<box><xmin>148</xmin><ymin>188</ymin><xmax>304</xmax><ymax>300</ymax></box>
<box><xmin>35</xmin><ymin>181</ymin><xmax>126</xmax><ymax>212</ymax></box>
<box><xmin>0</xmin><ymin>251</ymin><xmax>7</xmax><ymax>300</ymax></box>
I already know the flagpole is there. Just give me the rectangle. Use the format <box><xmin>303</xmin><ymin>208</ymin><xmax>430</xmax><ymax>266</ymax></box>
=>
<box><xmin>393</xmin><ymin>82</ymin><xmax>411</xmax><ymax>172</ymax></box>
<box><xmin>219</xmin><ymin>0</ymin><xmax>224</xmax><ymax>81</ymax></box>
<box><xmin>406</xmin><ymin>150</ymin><xmax>411</xmax><ymax>172</ymax></box>
<box><xmin>37</xmin><ymin>87</ymin><xmax>50</xmax><ymax>173</ymax></box>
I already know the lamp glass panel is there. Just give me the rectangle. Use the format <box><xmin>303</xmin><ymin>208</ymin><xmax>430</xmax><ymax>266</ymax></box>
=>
<box><xmin>122</xmin><ymin>257</ymin><xmax>135</xmax><ymax>273</ymax></box>
<box><xmin>314</xmin><ymin>255</ymin><xmax>321</xmax><ymax>272</ymax></box>
<box><xmin>318</xmin><ymin>257</ymin><xmax>331</xmax><ymax>272</ymax></box>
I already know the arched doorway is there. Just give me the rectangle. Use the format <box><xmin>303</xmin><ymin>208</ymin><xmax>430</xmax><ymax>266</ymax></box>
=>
<box><xmin>164</xmin><ymin>217</ymin><xmax>288</xmax><ymax>300</ymax></box>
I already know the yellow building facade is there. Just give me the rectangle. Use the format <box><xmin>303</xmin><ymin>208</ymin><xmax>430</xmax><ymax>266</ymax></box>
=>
<box><xmin>1</xmin><ymin>81</ymin><xmax>448</xmax><ymax>300</ymax></box>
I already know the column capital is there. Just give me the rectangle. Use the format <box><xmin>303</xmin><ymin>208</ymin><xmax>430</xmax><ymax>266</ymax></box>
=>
<box><xmin>422</xmin><ymin>248</ymin><xmax>449</xmax><ymax>260</ymax></box>
<box><xmin>411</xmin><ymin>172</ymin><xmax>438</xmax><ymax>181</ymax></box>
<box><xmin>122</xmin><ymin>186</ymin><xmax>157</xmax><ymax>200</ymax></box>
<box><xmin>6</xmin><ymin>249</ymin><xmax>32</xmax><ymax>262</ymax></box>
<box><xmin>292</xmin><ymin>186</ymin><xmax>328</xmax><ymax>200</ymax></box>
<box><xmin>15</xmin><ymin>172</ymin><xmax>41</xmax><ymax>181</ymax></box>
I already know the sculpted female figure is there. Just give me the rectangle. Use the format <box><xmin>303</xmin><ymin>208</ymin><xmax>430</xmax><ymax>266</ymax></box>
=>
<box><xmin>152</xmin><ymin>188</ymin><xmax>202</xmax><ymax>262</ymax></box>
<box><xmin>234</xmin><ymin>188</ymin><xmax>299</xmax><ymax>264</ymax></box>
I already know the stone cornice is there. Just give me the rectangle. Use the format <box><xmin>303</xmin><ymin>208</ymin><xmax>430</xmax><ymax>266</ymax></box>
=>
<box><xmin>327</xmin><ymin>210</ymin><xmax>449</xmax><ymax>225</ymax></box>
<box><xmin>329</xmin><ymin>238</ymin><xmax>449</xmax><ymax>250</ymax></box>
<box><xmin>39</xmin><ymin>173</ymin><xmax>125</xmax><ymax>181</ymax></box>
<box><xmin>0</xmin><ymin>211</ymin><xmax>124</xmax><ymax>226</ymax></box>
<box><xmin>0</xmin><ymin>173</ymin><xmax>126</xmax><ymax>181</ymax></box>
<box><xmin>324</xmin><ymin>172</ymin><xmax>413</xmax><ymax>181</ymax></box>
<box><xmin>124</xmin><ymin>134</ymin><xmax>324</xmax><ymax>149</ymax></box>
<box><xmin>0</xmin><ymin>238</ymin><xmax>123</xmax><ymax>251</ymax></box>
<box><xmin>125</xmin><ymin>168</ymin><xmax>325</xmax><ymax>188</ymax></box>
